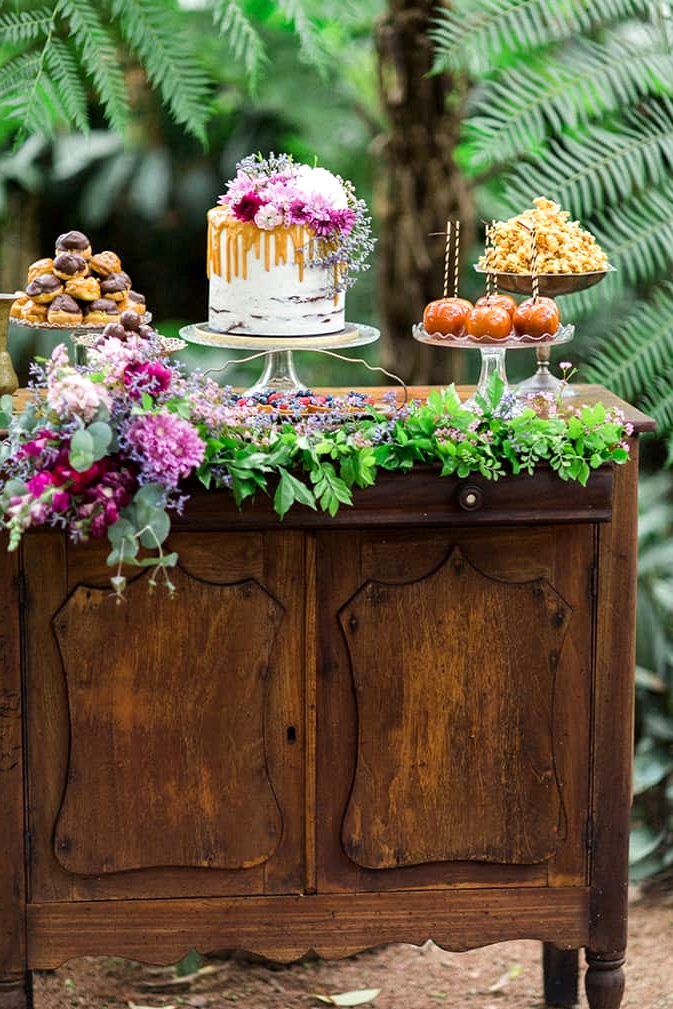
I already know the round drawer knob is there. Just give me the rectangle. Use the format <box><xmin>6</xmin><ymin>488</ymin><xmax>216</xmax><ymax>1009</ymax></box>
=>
<box><xmin>459</xmin><ymin>485</ymin><xmax>484</xmax><ymax>511</ymax></box>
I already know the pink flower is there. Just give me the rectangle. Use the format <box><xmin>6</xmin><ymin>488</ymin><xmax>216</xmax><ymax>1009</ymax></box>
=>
<box><xmin>125</xmin><ymin>412</ymin><xmax>205</xmax><ymax>488</ymax></box>
<box><xmin>123</xmin><ymin>360</ymin><xmax>173</xmax><ymax>399</ymax></box>
<box><xmin>27</xmin><ymin>472</ymin><xmax>55</xmax><ymax>496</ymax></box>
<box><xmin>47</xmin><ymin>370</ymin><xmax>112</xmax><ymax>422</ymax></box>
<box><xmin>231</xmin><ymin>192</ymin><xmax>262</xmax><ymax>222</ymax></box>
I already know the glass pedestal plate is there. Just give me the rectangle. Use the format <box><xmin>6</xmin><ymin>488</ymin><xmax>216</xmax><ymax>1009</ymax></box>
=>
<box><xmin>179</xmin><ymin>322</ymin><xmax>380</xmax><ymax>393</ymax></box>
<box><xmin>412</xmin><ymin>323</ymin><xmax>575</xmax><ymax>407</ymax></box>
<box><xmin>473</xmin><ymin>267</ymin><xmax>614</xmax><ymax>396</ymax></box>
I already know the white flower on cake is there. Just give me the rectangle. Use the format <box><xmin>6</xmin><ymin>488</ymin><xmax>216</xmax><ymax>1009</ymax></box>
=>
<box><xmin>207</xmin><ymin>152</ymin><xmax>375</xmax><ymax>337</ymax></box>
<box><xmin>254</xmin><ymin>205</ymin><xmax>284</xmax><ymax>230</ymax></box>
<box><xmin>294</xmin><ymin>164</ymin><xmax>350</xmax><ymax>210</ymax></box>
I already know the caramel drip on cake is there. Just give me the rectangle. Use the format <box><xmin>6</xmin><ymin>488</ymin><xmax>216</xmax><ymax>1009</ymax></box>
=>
<box><xmin>207</xmin><ymin>210</ymin><xmax>314</xmax><ymax>283</ymax></box>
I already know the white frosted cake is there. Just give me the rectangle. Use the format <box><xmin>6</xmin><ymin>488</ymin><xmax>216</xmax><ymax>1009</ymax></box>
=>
<box><xmin>207</xmin><ymin>154</ymin><xmax>373</xmax><ymax>337</ymax></box>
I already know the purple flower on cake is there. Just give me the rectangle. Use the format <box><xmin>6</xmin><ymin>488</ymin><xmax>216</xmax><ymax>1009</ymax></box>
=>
<box><xmin>218</xmin><ymin>152</ymin><xmax>374</xmax><ymax>293</ymax></box>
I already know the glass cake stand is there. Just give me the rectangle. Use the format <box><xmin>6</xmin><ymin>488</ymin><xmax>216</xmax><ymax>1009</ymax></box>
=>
<box><xmin>412</xmin><ymin>323</ymin><xmax>575</xmax><ymax>406</ymax></box>
<box><xmin>473</xmin><ymin>266</ymin><xmax>615</xmax><ymax>395</ymax></box>
<box><xmin>179</xmin><ymin>322</ymin><xmax>380</xmax><ymax>393</ymax></box>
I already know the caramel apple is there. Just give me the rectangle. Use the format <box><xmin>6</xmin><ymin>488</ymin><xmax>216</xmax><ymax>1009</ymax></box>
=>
<box><xmin>423</xmin><ymin>297</ymin><xmax>473</xmax><ymax>337</ymax></box>
<box><xmin>465</xmin><ymin>303</ymin><xmax>512</xmax><ymax>342</ymax></box>
<box><xmin>512</xmin><ymin>296</ymin><xmax>560</xmax><ymax>339</ymax></box>
<box><xmin>474</xmin><ymin>293</ymin><xmax>517</xmax><ymax>318</ymax></box>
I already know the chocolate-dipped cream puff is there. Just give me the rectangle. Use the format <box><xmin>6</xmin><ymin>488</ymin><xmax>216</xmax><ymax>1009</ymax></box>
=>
<box><xmin>52</xmin><ymin>252</ymin><xmax>88</xmax><ymax>281</ymax></box>
<box><xmin>55</xmin><ymin>230</ymin><xmax>92</xmax><ymax>259</ymax></box>
<box><xmin>25</xmin><ymin>274</ymin><xmax>64</xmax><ymax>304</ymax></box>
<box><xmin>100</xmin><ymin>271</ymin><xmax>131</xmax><ymax>302</ymax></box>
<box><xmin>83</xmin><ymin>298</ymin><xmax>121</xmax><ymax>325</ymax></box>
<box><xmin>47</xmin><ymin>294</ymin><xmax>83</xmax><ymax>327</ymax></box>
<box><xmin>118</xmin><ymin>289</ymin><xmax>147</xmax><ymax>315</ymax></box>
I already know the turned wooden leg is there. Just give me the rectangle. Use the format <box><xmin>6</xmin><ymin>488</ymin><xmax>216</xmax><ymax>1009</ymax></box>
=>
<box><xmin>542</xmin><ymin>943</ymin><xmax>579</xmax><ymax>1007</ymax></box>
<box><xmin>585</xmin><ymin>952</ymin><xmax>625</xmax><ymax>1009</ymax></box>
<box><xmin>0</xmin><ymin>975</ymin><xmax>31</xmax><ymax>1009</ymax></box>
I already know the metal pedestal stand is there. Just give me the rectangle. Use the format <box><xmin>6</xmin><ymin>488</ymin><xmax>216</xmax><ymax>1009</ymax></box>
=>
<box><xmin>179</xmin><ymin>323</ymin><xmax>381</xmax><ymax>393</ymax></box>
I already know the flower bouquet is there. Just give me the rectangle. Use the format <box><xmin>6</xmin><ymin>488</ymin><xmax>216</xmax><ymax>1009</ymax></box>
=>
<box><xmin>218</xmin><ymin>152</ymin><xmax>374</xmax><ymax>293</ymax></box>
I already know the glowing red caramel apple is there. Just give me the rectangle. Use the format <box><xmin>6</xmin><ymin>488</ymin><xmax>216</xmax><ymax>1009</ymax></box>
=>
<box><xmin>423</xmin><ymin>297</ymin><xmax>473</xmax><ymax>337</ymax></box>
<box><xmin>465</xmin><ymin>303</ymin><xmax>512</xmax><ymax>341</ymax></box>
<box><xmin>512</xmin><ymin>296</ymin><xmax>561</xmax><ymax>339</ymax></box>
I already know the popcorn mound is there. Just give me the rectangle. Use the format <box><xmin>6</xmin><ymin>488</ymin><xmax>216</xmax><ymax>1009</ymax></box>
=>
<box><xmin>478</xmin><ymin>197</ymin><xmax>608</xmax><ymax>275</ymax></box>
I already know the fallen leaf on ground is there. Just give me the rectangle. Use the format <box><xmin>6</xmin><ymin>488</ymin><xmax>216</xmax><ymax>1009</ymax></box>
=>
<box><xmin>310</xmin><ymin>989</ymin><xmax>381</xmax><ymax>1006</ymax></box>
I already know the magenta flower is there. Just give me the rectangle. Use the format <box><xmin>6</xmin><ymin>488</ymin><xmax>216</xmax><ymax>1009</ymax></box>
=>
<box><xmin>125</xmin><ymin>412</ymin><xmax>205</xmax><ymax>488</ymax></box>
<box><xmin>231</xmin><ymin>192</ymin><xmax>262</xmax><ymax>222</ymax></box>
<box><xmin>123</xmin><ymin>359</ymin><xmax>173</xmax><ymax>399</ymax></box>
<box><xmin>27</xmin><ymin>471</ymin><xmax>55</xmax><ymax>496</ymax></box>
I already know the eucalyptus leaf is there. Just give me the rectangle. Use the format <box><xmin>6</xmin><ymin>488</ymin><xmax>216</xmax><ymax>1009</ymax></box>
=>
<box><xmin>107</xmin><ymin>517</ymin><xmax>138</xmax><ymax>548</ymax></box>
<box><xmin>68</xmin><ymin>428</ymin><xmax>95</xmax><ymax>472</ymax></box>
<box><xmin>139</xmin><ymin>508</ymin><xmax>171</xmax><ymax>548</ymax></box>
<box><xmin>86</xmin><ymin>421</ymin><xmax>114</xmax><ymax>460</ymax></box>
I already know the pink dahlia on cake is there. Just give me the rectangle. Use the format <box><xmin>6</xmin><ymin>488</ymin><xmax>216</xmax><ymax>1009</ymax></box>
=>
<box><xmin>207</xmin><ymin>153</ymin><xmax>374</xmax><ymax>337</ymax></box>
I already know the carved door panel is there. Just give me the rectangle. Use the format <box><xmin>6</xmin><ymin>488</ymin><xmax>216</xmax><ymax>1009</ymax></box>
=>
<box><xmin>24</xmin><ymin>529</ymin><xmax>306</xmax><ymax>902</ymax></box>
<box><xmin>316</xmin><ymin>525</ymin><xmax>595</xmax><ymax>893</ymax></box>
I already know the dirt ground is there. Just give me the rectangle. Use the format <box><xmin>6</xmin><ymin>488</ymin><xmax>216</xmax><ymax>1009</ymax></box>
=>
<box><xmin>31</xmin><ymin>884</ymin><xmax>673</xmax><ymax>1009</ymax></box>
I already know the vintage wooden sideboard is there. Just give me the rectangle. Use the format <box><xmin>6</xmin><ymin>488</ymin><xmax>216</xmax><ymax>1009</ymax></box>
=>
<box><xmin>0</xmin><ymin>385</ymin><xmax>654</xmax><ymax>1009</ymax></box>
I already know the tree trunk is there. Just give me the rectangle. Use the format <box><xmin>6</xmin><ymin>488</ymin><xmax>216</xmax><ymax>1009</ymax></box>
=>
<box><xmin>374</xmin><ymin>1</ymin><xmax>474</xmax><ymax>384</ymax></box>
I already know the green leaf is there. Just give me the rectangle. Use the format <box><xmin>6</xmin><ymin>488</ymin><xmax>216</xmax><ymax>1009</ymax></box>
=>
<box><xmin>633</xmin><ymin>742</ymin><xmax>673</xmax><ymax>794</ymax></box>
<box><xmin>133</xmin><ymin>482</ymin><xmax>167</xmax><ymax>508</ymax></box>
<box><xmin>68</xmin><ymin>428</ymin><xmax>95</xmax><ymax>472</ymax></box>
<box><xmin>139</xmin><ymin>507</ymin><xmax>170</xmax><ymax>548</ymax></box>
<box><xmin>86</xmin><ymin>420</ymin><xmax>113</xmax><ymax>460</ymax></box>
<box><xmin>273</xmin><ymin>467</ymin><xmax>316</xmax><ymax>517</ymax></box>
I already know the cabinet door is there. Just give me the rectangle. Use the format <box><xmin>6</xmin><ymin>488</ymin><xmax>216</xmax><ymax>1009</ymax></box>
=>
<box><xmin>316</xmin><ymin>525</ymin><xmax>595</xmax><ymax>893</ymax></box>
<box><xmin>24</xmin><ymin>529</ymin><xmax>306</xmax><ymax>901</ymax></box>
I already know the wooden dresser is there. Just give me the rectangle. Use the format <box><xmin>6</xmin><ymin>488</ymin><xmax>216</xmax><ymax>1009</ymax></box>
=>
<box><xmin>0</xmin><ymin>386</ymin><xmax>654</xmax><ymax>1009</ymax></box>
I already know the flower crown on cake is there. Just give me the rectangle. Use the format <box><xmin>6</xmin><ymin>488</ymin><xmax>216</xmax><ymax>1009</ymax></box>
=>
<box><xmin>217</xmin><ymin>152</ymin><xmax>375</xmax><ymax>293</ymax></box>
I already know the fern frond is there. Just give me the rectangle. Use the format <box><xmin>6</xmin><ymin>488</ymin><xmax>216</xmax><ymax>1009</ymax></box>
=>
<box><xmin>55</xmin><ymin>0</ymin><xmax>129</xmax><ymax>136</ymax></box>
<box><xmin>431</xmin><ymin>0</ymin><xmax>651</xmax><ymax>76</ymax></box>
<box><xmin>0</xmin><ymin>6</ymin><xmax>54</xmax><ymax>43</ymax></box>
<box><xmin>276</xmin><ymin>0</ymin><xmax>331</xmax><ymax>74</ymax></box>
<box><xmin>583</xmin><ymin>282</ymin><xmax>673</xmax><ymax>402</ymax></box>
<box><xmin>589</xmin><ymin>179</ymin><xmax>673</xmax><ymax>286</ymax></box>
<box><xmin>641</xmin><ymin>371</ymin><xmax>673</xmax><ymax>451</ymax></box>
<box><xmin>211</xmin><ymin>0</ymin><xmax>268</xmax><ymax>86</ymax></box>
<box><xmin>501</xmin><ymin>98</ymin><xmax>673</xmax><ymax>219</ymax></box>
<box><xmin>466</xmin><ymin>34</ymin><xmax>673</xmax><ymax>170</ymax></box>
<box><xmin>0</xmin><ymin>52</ymin><xmax>42</xmax><ymax>109</ymax></box>
<box><xmin>109</xmin><ymin>0</ymin><xmax>211</xmax><ymax>144</ymax></box>
<box><xmin>44</xmin><ymin>38</ymin><xmax>89</xmax><ymax>134</ymax></box>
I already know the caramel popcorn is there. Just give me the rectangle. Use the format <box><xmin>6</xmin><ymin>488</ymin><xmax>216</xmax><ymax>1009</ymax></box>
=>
<box><xmin>478</xmin><ymin>198</ymin><xmax>609</xmax><ymax>274</ymax></box>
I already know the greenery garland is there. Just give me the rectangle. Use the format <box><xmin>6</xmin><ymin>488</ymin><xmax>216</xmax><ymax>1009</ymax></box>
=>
<box><xmin>0</xmin><ymin>340</ymin><xmax>632</xmax><ymax>598</ymax></box>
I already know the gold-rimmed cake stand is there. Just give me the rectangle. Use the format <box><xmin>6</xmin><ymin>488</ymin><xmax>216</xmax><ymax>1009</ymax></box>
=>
<box><xmin>179</xmin><ymin>322</ymin><xmax>380</xmax><ymax>393</ymax></box>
